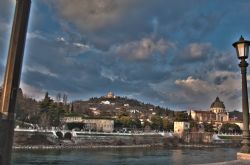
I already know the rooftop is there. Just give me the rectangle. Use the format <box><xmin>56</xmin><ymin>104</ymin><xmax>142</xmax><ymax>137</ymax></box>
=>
<box><xmin>210</xmin><ymin>97</ymin><xmax>225</xmax><ymax>109</ymax></box>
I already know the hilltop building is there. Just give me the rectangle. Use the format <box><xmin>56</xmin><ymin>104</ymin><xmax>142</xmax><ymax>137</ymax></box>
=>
<box><xmin>106</xmin><ymin>91</ymin><xmax>116</xmax><ymax>99</ymax></box>
<box><xmin>190</xmin><ymin>97</ymin><xmax>229</xmax><ymax>123</ymax></box>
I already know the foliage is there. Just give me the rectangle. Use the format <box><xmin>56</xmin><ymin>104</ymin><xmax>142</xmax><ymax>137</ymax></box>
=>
<box><xmin>39</xmin><ymin>92</ymin><xmax>66</xmax><ymax>127</ymax></box>
<box><xmin>162</xmin><ymin>118</ymin><xmax>174</xmax><ymax>131</ymax></box>
<box><xmin>220</xmin><ymin>123</ymin><xmax>242</xmax><ymax>134</ymax></box>
<box><xmin>151</xmin><ymin>115</ymin><xmax>163</xmax><ymax>130</ymax></box>
<box><xmin>0</xmin><ymin>88</ymin><xmax>177</xmax><ymax>130</ymax></box>
<box><xmin>190</xmin><ymin>121</ymin><xmax>199</xmax><ymax>132</ymax></box>
<box><xmin>115</xmin><ymin>115</ymin><xmax>141</xmax><ymax>129</ymax></box>
<box><xmin>40</xmin><ymin>92</ymin><xmax>53</xmax><ymax>110</ymax></box>
<box><xmin>174</xmin><ymin>111</ymin><xmax>190</xmax><ymax>121</ymax></box>
<box><xmin>203</xmin><ymin>122</ymin><xmax>214</xmax><ymax>132</ymax></box>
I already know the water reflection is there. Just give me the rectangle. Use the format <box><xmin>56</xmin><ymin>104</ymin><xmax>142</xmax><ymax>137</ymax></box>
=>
<box><xmin>12</xmin><ymin>147</ymin><xmax>239</xmax><ymax>165</ymax></box>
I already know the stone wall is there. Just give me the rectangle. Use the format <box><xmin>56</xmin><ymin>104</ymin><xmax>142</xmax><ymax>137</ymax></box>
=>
<box><xmin>13</xmin><ymin>131</ymin><xmax>169</xmax><ymax>147</ymax></box>
<box><xmin>182</xmin><ymin>132</ymin><xmax>214</xmax><ymax>144</ymax></box>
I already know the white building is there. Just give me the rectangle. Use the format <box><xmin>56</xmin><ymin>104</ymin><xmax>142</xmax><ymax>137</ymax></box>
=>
<box><xmin>62</xmin><ymin>117</ymin><xmax>114</xmax><ymax>132</ymax></box>
<box><xmin>174</xmin><ymin>121</ymin><xmax>190</xmax><ymax>134</ymax></box>
<box><xmin>101</xmin><ymin>100</ymin><xmax>111</xmax><ymax>105</ymax></box>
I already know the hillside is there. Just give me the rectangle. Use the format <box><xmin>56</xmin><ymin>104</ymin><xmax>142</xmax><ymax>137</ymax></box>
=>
<box><xmin>71</xmin><ymin>96</ymin><xmax>174</xmax><ymax>119</ymax></box>
<box><xmin>0</xmin><ymin>89</ymin><xmax>174</xmax><ymax>127</ymax></box>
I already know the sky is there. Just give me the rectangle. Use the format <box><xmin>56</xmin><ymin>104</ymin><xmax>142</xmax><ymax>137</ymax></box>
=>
<box><xmin>0</xmin><ymin>0</ymin><xmax>250</xmax><ymax>111</ymax></box>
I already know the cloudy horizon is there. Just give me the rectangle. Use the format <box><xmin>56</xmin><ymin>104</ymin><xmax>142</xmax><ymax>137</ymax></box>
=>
<box><xmin>0</xmin><ymin>0</ymin><xmax>250</xmax><ymax>111</ymax></box>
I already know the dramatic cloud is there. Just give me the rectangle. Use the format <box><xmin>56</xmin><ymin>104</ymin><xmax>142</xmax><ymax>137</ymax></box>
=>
<box><xmin>173</xmin><ymin>72</ymin><xmax>241</xmax><ymax>110</ymax></box>
<box><xmin>52</xmin><ymin>0</ymin><xmax>133</xmax><ymax>31</ymax></box>
<box><xmin>1</xmin><ymin>0</ymin><xmax>249</xmax><ymax>111</ymax></box>
<box><xmin>24</xmin><ymin>65</ymin><xmax>58</xmax><ymax>78</ymax></box>
<box><xmin>187</xmin><ymin>43</ymin><xmax>211</xmax><ymax>59</ymax></box>
<box><xmin>111</xmin><ymin>38</ymin><xmax>174</xmax><ymax>60</ymax></box>
<box><xmin>20</xmin><ymin>82</ymin><xmax>46</xmax><ymax>100</ymax></box>
<box><xmin>0</xmin><ymin>0</ymin><xmax>14</xmax><ymax>21</ymax></box>
<box><xmin>175</xmin><ymin>76</ymin><xmax>214</xmax><ymax>94</ymax></box>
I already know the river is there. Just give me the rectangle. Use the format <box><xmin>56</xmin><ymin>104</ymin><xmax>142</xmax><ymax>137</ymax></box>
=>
<box><xmin>12</xmin><ymin>147</ymin><xmax>239</xmax><ymax>165</ymax></box>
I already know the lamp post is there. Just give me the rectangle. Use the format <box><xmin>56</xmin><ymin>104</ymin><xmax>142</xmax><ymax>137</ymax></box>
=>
<box><xmin>0</xmin><ymin>0</ymin><xmax>31</xmax><ymax>164</ymax></box>
<box><xmin>233</xmin><ymin>36</ymin><xmax>250</xmax><ymax>153</ymax></box>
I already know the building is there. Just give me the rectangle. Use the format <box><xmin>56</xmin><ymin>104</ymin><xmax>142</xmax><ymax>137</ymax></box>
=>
<box><xmin>101</xmin><ymin>100</ymin><xmax>111</xmax><ymax>105</ymax></box>
<box><xmin>106</xmin><ymin>91</ymin><xmax>115</xmax><ymax>98</ymax></box>
<box><xmin>83</xmin><ymin>119</ymin><xmax>114</xmax><ymax>133</ymax></box>
<box><xmin>61</xmin><ymin>117</ymin><xmax>114</xmax><ymax>133</ymax></box>
<box><xmin>210</xmin><ymin>97</ymin><xmax>229</xmax><ymax>122</ymax></box>
<box><xmin>174</xmin><ymin>121</ymin><xmax>190</xmax><ymax>134</ymax></box>
<box><xmin>62</xmin><ymin>116</ymin><xmax>82</xmax><ymax>123</ymax></box>
<box><xmin>190</xmin><ymin>110</ymin><xmax>215</xmax><ymax>123</ymax></box>
<box><xmin>190</xmin><ymin>97</ymin><xmax>229</xmax><ymax>123</ymax></box>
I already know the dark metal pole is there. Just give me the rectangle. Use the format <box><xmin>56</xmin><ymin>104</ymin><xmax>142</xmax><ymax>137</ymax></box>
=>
<box><xmin>239</xmin><ymin>59</ymin><xmax>250</xmax><ymax>153</ymax></box>
<box><xmin>0</xmin><ymin>0</ymin><xmax>31</xmax><ymax>164</ymax></box>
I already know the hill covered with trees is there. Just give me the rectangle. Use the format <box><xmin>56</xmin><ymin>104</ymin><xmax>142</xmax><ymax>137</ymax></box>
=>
<box><xmin>0</xmin><ymin>88</ymin><xmax>177</xmax><ymax>131</ymax></box>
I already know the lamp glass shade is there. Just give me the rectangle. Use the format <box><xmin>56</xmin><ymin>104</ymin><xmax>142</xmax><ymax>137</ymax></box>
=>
<box><xmin>237</xmin><ymin>43</ymin><xmax>248</xmax><ymax>59</ymax></box>
<box><xmin>233</xmin><ymin>36</ymin><xmax>250</xmax><ymax>59</ymax></box>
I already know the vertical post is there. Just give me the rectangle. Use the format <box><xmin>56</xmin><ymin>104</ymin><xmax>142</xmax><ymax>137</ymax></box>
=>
<box><xmin>0</xmin><ymin>0</ymin><xmax>31</xmax><ymax>164</ymax></box>
<box><xmin>239</xmin><ymin>59</ymin><xmax>250</xmax><ymax>153</ymax></box>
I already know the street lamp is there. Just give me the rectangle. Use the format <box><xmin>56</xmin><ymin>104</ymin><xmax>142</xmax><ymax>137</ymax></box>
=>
<box><xmin>233</xmin><ymin>35</ymin><xmax>250</xmax><ymax>154</ymax></box>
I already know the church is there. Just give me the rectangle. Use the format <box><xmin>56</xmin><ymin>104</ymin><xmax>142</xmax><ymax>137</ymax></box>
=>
<box><xmin>190</xmin><ymin>97</ymin><xmax>229</xmax><ymax>123</ymax></box>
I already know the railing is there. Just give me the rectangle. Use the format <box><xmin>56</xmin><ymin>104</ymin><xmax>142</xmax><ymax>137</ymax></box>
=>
<box><xmin>14</xmin><ymin>128</ymin><xmax>173</xmax><ymax>137</ymax></box>
<box><xmin>216</xmin><ymin>133</ymin><xmax>242</xmax><ymax>137</ymax></box>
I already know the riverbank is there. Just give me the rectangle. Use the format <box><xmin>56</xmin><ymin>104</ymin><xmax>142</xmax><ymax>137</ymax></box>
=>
<box><xmin>13</xmin><ymin>129</ymin><xmax>242</xmax><ymax>151</ymax></box>
<box><xmin>13</xmin><ymin>143</ymin><xmax>241</xmax><ymax>151</ymax></box>
<box><xmin>13</xmin><ymin>144</ymin><xmax>165</xmax><ymax>150</ymax></box>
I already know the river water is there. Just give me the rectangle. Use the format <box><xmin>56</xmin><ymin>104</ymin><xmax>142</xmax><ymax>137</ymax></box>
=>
<box><xmin>12</xmin><ymin>147</ymin><xmax>239</xmax><ymax>165</ymax></box>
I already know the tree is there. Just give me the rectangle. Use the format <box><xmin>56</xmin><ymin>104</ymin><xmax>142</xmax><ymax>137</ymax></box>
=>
<box><xmin>133</xmin><ymin>118</ymin><xmax>142</xmax><ymax>129</ymax></box>
<box><xmin>162</xmin><ymin>118</ymin><xmax>173</xmax><ymax>131</ymax></box>
<box><xmin>119</xmin><ymin>115</ymin><xmax>133</xmax><ymax>128</ymax></box>
<box><xmin>220</xmin><ymin>123</ymin><xmax>242</xmax><ymax>134</ymax></box>
<box><xmin>174</xmin><ymin>111</ymin><xmax>189</xmax><ymax>121</ymax></box>
<box><xmin>40</xmin><ymin>92</ymin><xmax>53</xmax><ymax>110</ymax></box>
<box><xmin>203</xmin><ymin>122</ymin><xmax>214</xmax><ymax>132</ymax></box>
<box><xmin>39</xmin><ymin>92</ymin><xmax>66</xmax><ymax>127</ymax></box>
<box><xmin>63</xmin><ymin>94</ymin><xmax>68</xmax><ymax>105</ymax></box>
<box><xmin>151</xmin><ymin>115</ymin><xmax>163</xmax><ymax>130</ymax></box>
<box><xmin>190</xmin><ymin>121</ymin><xmax>199</xmax><ymax>132</ymax></box>
<box><xmin>40</xmin><ymin>113</ymin><xmax>50</xmax><ymax>129</ymax></box>
<box><xmin>56</xmin><ymin>93</ymin><xmax>61</xmax><ymax>102</ymax></box>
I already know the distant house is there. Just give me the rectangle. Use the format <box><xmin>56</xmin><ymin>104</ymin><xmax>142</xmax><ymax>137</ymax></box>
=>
<box><xmin>174</xmin><ymin>121</ymin><xmax>190</xmax><ymax>135</ymax></box>
<box><xmin>83</xmin><ymin>119</ymin><xmax>114</xmax><ymax>133</ymax></box>
<box><xmin>62</xmin><ymin>116</ymin><xmax>82</xmax><ymax>123</ymax></box>
<box><xmin>61</xmin><ymin>117</ymin><xmax>114</xmax><ymax>133</ymax></box>
<box><xmin>90</xmin><ymin>109</ymin><xmax>101</xmax><ymax>116</ymax></box>
<box><xmin>101</xmin><ymin>100</ymin><xmax>111</xmax><ymax>105</ymax></box>
<box><xmin>129</xmin><ymin>109</ymin><xmax>140</xmax><ymax>114</ymax></box>
<box><xmin>124</xmin><ymin>104</ymin><xmax>129</xmax><ymax>107</ymax></box>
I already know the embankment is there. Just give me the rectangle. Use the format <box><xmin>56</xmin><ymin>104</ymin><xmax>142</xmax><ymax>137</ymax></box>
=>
<box><xmin>13</xmin><ymin>131</ymin><xmax>179</xmax><ymax>149</ymax></box>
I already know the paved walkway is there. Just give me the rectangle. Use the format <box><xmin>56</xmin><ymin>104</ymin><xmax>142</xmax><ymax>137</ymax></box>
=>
<box><xmin>195</xmin><ymin>160</ymin><xmax>250</xmax><ymax>165</ymax></box>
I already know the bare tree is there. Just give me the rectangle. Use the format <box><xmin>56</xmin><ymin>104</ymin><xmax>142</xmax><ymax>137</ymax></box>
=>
<box><xmin>56</xmin><ymin>93</ymin><xmax>61</xmax><ymax>102</ymax></box>
<box><xmin>63</xmin><ymin>94</ymin><xmax>68</xmax><ymax>105</ymax></box>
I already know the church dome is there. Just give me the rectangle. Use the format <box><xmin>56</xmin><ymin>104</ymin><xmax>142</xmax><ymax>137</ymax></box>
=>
<box><xmin>210</xmin><ymin>97</ymin><xmax>225</xmax><ymax>109</ymax></box>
